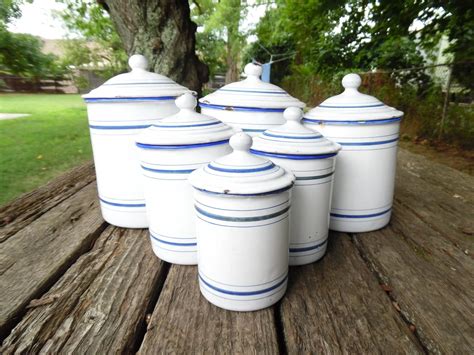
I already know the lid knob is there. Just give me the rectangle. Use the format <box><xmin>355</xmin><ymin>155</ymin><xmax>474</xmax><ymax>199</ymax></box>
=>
<box><xmin>176</xmin><ymin>92</ymin><xmax>197</xmax><ymax>110</ymax></box>
<box><xmin>230</xmin><ymin>132</ymin><xmax>252</xmax><ymax>152</ymax></box>
<box><xmin>244</xmin><ymin>63</ymin><xmax>263</xmax><ymax>78</ymax></box>
<box><xmin>284</xmin><ymin>107</ymin><xmax>303</xmax><ymax>123</ymax></box>
<box><xmin>129</xmin><ymin>54</ymin><xmax>148</xmax><ymax>71</ymax></box>
<box><xmin>342</xmin><ymin>73</ymin><xmax>361</xmax><ymax>90</ymax></box>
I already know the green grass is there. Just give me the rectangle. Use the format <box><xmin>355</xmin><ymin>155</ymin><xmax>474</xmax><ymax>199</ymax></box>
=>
<box><xmin>0</xmin><ymin>94</ymin><xmax>92</xmax><ymax>206</ymax></box>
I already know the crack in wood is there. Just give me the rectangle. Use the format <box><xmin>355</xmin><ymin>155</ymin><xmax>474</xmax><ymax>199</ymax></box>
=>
<box><xmin>351</xmin><ymin>233</ymin><xmax>430</xmax><ymax>354</ymax></box>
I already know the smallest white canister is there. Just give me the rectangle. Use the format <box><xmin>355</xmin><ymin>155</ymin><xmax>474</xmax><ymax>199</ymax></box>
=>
<box><xmin>189</xmin><ymin>132</ymin><xmax>295</xmax><ymax>311</ymax></box>
<box><xmin>136</xmin><ymin>93</ymin><xmax>234</xmax><ymax>265</ymax></box>
<box><xmin>252</xmin><ymin>107</ymin><xmax>341</xmax><ymax>265</ymax></box>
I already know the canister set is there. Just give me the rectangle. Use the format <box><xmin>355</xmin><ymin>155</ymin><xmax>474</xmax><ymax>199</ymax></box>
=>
<box><xmin>83</xmin><ymin>55</ymin><xmax>403</xmax><ymax>311</ymax></box>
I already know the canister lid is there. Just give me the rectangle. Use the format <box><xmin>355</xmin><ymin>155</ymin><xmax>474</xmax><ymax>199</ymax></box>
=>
<box><xmin>136</xmin><ymin>93</ymin><xmax>234</xmax><ymax>147</ymax></box>
<box><xmin>304</xmin><ymin>73</ymin><xmax>403</xmax><ymax>123</ymax></box>
<box><xmin>198</xmin><ymin>63</ymin><xmax>305</xmax><ymax>109</ymax></box>
<box><xmin>189</xmin><ymin>132</ymin><xmax>295</xmax><ymax>196</ymax></box>
<box><xmin>83</xmin><ymin>54</ymin><xmax>191</xmax><ymax>101</ymax></box>
<box><xmin>251</xmin><ymin>107</ymin><xmax>341</xmax><ymax>157</ymax></box>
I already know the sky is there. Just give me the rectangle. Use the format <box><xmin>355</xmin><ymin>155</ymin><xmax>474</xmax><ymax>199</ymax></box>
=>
<box><xmin>7</xmin><ymin>0</ymin><xmax>70</xmax><ymax>39</ymax></box>
<box><xmin>7</xmin><ymin>0</ymin><xmax>268</xmax><ymax>41</ymax></box>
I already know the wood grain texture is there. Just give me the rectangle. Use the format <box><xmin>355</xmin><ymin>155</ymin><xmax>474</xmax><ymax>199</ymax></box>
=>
<box><xmin>0</xmin><ymin>161</ymin><xmax>95</xmax><ymax>242</ymax></box>
<box><xmin>1</xmin><ymin>227</ymin><xmax>167</xmax><ymax>354</ymax></box>
<box><xmin>280</xmin><ymin>233</ymin><xmax>421</xmax><ymax>354</ymax></box>
<box><xmin>353</xmin><ymin>149</ymin><xmax>474</xmax><ymax>353</ymax></box>
<box><xmin>0</xmin><ymin>182</ymin><xmax>107</xmax><ymax>338</ymax></box>
<box><xmin>138</xmin><ymin>265</ymin><xmax>280</xmax><ymax>354</ymax></box>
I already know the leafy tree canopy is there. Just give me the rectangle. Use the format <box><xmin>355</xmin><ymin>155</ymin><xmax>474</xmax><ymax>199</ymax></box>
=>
<box><xmin>56</xmin><ymin>0</ymin><xmax>127</xmax><ymax>77</ymax></box>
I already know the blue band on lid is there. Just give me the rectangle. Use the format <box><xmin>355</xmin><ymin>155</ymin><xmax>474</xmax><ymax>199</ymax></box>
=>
<box><xmin>250</xmin><ymin>149</ymin><xmax>337</xmax><ymax>160</ymax></box>
<box><xmin>199</xmin><ymin>103</ymin><xmax>285</xmax><ymax>112</ymax></box>
<box><xmin>207</xmin><ymin>162</ymin><xmax>275</xmax><ymax>173</ymax></box>
<box><xmin>84</xmin><ymin>96</ymin><xmax>176</xmax><ymax>103</ymax></box>
<box><xmin>263</xmin><ymin>132</ymin><xmax>322</xmax><ymax>140</ymax></box>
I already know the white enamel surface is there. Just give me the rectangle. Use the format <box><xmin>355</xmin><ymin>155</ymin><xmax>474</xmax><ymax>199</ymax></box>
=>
<box><xmin>87</xmin><ymin>100</ymin><xmax>179</xmax><ymax>228</ymax></box>
<box><xmin>193</xmin><ymin>190</ymin><xmax>290</xmax><ymax>311</ymax></box>
<box><xmin>189</xmin><ymin>132</ymin><xmax>295</xmax><ymax>311</ymax></box>
<box><xmin>200</xmin><ymin>63</ymin><xmax>305</xmax><ymax>108</ymax></box>
<box><xmin>83</xmin><ymin>54</ymin><xmax>191</xmax><ymax>99</ymax></box>
<box><xmin>200</xmin><ymin>108</ymin><xmax>287</xmax><ymax>136</ymax></box>
<box><xmin>269</xmin><ymin>157</ymin><xmax>336</xmax><ymax>265</ymax></box>
<box><xmin>138</xmin><ymin>93</ymin><xmax>234</xmax><ymax>145</ymax></box>
<box><xmin>252</xmin><ymin>108</ymin><xmax>340</xmax><ymax>265</ymax></box>
<box><xmin>199</xmin><ymin>63</ymin><xmax>304</xmax><ymax>135</ymax></box>
<box><xmin>303</xmin><ymin>75</ymin><xmax>402</xmax><ymax>232</ymax></box>
<box><xmin>136</xmin><ymin>93</ymin><xmax>234</xmax><ymax>264</ymax></box>
<box><xmin>189</xmin><ymin>132</ymin><xmax>295</xmax><ymax>195</ymax></box>
<box><xmin>304</xmin><ymin>73</ymin><xmax>403</xmax><ymax>121</ymax></box>
<box><xmin>139</xmin><ymin>145</ymin><xmax>231</xmax><ymax>265</ymax></box>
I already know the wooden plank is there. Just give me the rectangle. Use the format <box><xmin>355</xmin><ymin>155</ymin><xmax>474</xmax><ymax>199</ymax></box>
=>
<box><xmin>1</xmin><ymin>227</ymin><xmax>167</xmax><ymax>354</ymax></box>
<box><xmin>0</xmin><ymin>161</ymin><xmax>95</xmax><ymax>242</ymax></box>
<box><xmin>280</xmin><ymin>233</ymin><xmax>421</xmax><ymax>353</ymax></box>
<box><xmin>395</xmin><ymin>149</ymin><xmax>473</xmax><ymax>249</ymax></box>
<box><xmin>138</xmin><ymin>265</ymin><xmax>280</xmax><ymax>354</ymax></box>
<box><xmin>353</xmin><ymin>151</ymin><xmax>474</xmax><ymax>353</ymax></box>
<box><xmin>0</xmin><ymin>182</ymin><xmax>107</xmax><ymax>338</ymax></box>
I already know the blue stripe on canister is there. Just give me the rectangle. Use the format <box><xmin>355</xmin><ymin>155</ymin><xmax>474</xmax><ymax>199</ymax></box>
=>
<box><xmin>199</xmin><ymin>103</ymin><xmax>285</xmax><ymax>112</ymax></box>
<box><xmin>302</xmin><ymin>116</ymin><xmax>402</xmax><ymax>125</ymax></box>
<box><xmin>330</xmin><ymin>208</ymin><xmax>391</xmax><ymax>219</ymax></box>
<box><xmin>150</xmin><ymin>233</ymin><xmax>197</xmax><ymax>247</ymax></box>
<box><xmin>152</xmin><ymin>121</ymin><xmax>221</xmax><ymax>128</ymax></box>
<box><xmin>89</xmin><ymin>124</ymin><xmax>151</xmax><ymax>130</ymax></box>
<box><xmin>141</xmin><ymin>166</ymin><xmax>195</xmax><ymax>174</ymax></box>
<box><xmin>136</xmin><ymin>139</ymin><xmax>229</xmax><ymax>150</ymax></box>
<box><xmin>199</xmin><ymin>274</ymin><xmax>287</xmax><ymax>296</ymax></box>
<box><xmin>99</xmin><ymin>197</ymin><xmax>145</xmax><ymax>207</ymax></box>
<box><xmin>337</xmin><ymin>138</ymin><xmax>399</xmax><ymax>146</ymax></box>
<box><xmin>84</xmin><ymin>96</ymin><xmax>176</xmax><ymax>103</ymax></box>
<box><xmin>290</xmin><ymin>239</ymin><xmax>328</xmax><ymax>253</ymax></box>
<box><xmin>295</xmin><ymin>171</ymin><xmax>334</xmax><ymax>180</ymax></box>
<box><xmin>195</xmin><ymin>205</ymin><xmax>290</xmax><ymax>222</ymax></box>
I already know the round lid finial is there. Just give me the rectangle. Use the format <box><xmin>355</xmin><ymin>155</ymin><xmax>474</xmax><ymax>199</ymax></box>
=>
<box><xmin>284</xmin><ymin>106</ymin><xmax>303</xmax><ymax>122</ymax></box>
<box><xmin>342</xmin><ymin>73</ymin><xmax>361</xmax><ymax>89</ymax></box>
<box><xmin>128</xmin><ymin>54</ymin><xmax>148</xmax><ymax>71</ymax></box>
<box><xmin>230</xmin><ymin>132</ymin><xmax>252</xmax><ymax>152</ymax></box>
<box><xmin>244</xmin><ymin>63</ymin><xmax>263</xmax><ymax>78</ymax></box>
<box><xmin>176</xmin><ymin>92</ymin><xmax>197</xmax><ymax>110</ymax></box>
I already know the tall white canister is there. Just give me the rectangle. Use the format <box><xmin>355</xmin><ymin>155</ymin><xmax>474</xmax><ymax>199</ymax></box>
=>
<box><xmin>252</xmin><ymin>107</ymin><xmax>341</xmax><ymax>265</ymax></box>
<box><xmin>82</xmin><ymin>54</ymin><xmax>191</xmax><ymax>228</ymax></box>
<box><xmin>189</xmin><ymin>133</ymin><xmax>295</xmax><ymax>311</ymax></box>
<box><xmin>199</xmin><ymin>63</ymin><xmax>304</xmax><ymax>135</ymax></box>
<box><xmin>136</xmin><ymin>93</ymin><xmax>234</xmax><ymax>265</ymax></box>
<box><xmin>303</xmin><ymin>74</ymin><xmax>403</xmax><ymax>233</ymax></box>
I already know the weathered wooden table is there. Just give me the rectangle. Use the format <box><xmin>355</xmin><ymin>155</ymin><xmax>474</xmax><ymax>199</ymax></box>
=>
<box><xmin>0</xmin><ymin>149</ymin><xmax>472</xmax><ymax>354</ymax></box>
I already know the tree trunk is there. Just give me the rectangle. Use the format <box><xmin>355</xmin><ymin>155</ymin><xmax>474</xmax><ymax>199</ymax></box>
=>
<box><xmin>224</xmin><ymin>25</ymin><xmax>240</xmax><ymax>84</ymax></box>
<box><xmin>101</xmin><ymin>0</ymin><xmax>208</xmax><ymax>94</ymax></box>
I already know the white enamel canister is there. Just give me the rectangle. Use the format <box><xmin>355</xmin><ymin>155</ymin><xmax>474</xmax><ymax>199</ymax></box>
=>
<box><xmin>199</xmin><ymin>63</ymin><xmax>304</xmax><ymax>136</ymax></box>
<box><xmin>136</xmin><ymin>93</ymin><xmax>234</xmax><ymax>265</ymax></box>
<box><xmin>189</xmin><ymin>133</ymin><xmax>295</xmax><ymax>311</ymax></box>
<box><xmin>303</xmin><ymin>74</ymin><xmax>403</xmax><ymax>233</ymax></box>
<box><xmin>252</xmin><ymin>107</ymin><xmax>341</xmax><ymax>265</ymax></box>
<box><xmin>82</xmin><ymin>54</ymin><xmax>190</xmax><ymax>228</ymax></box>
